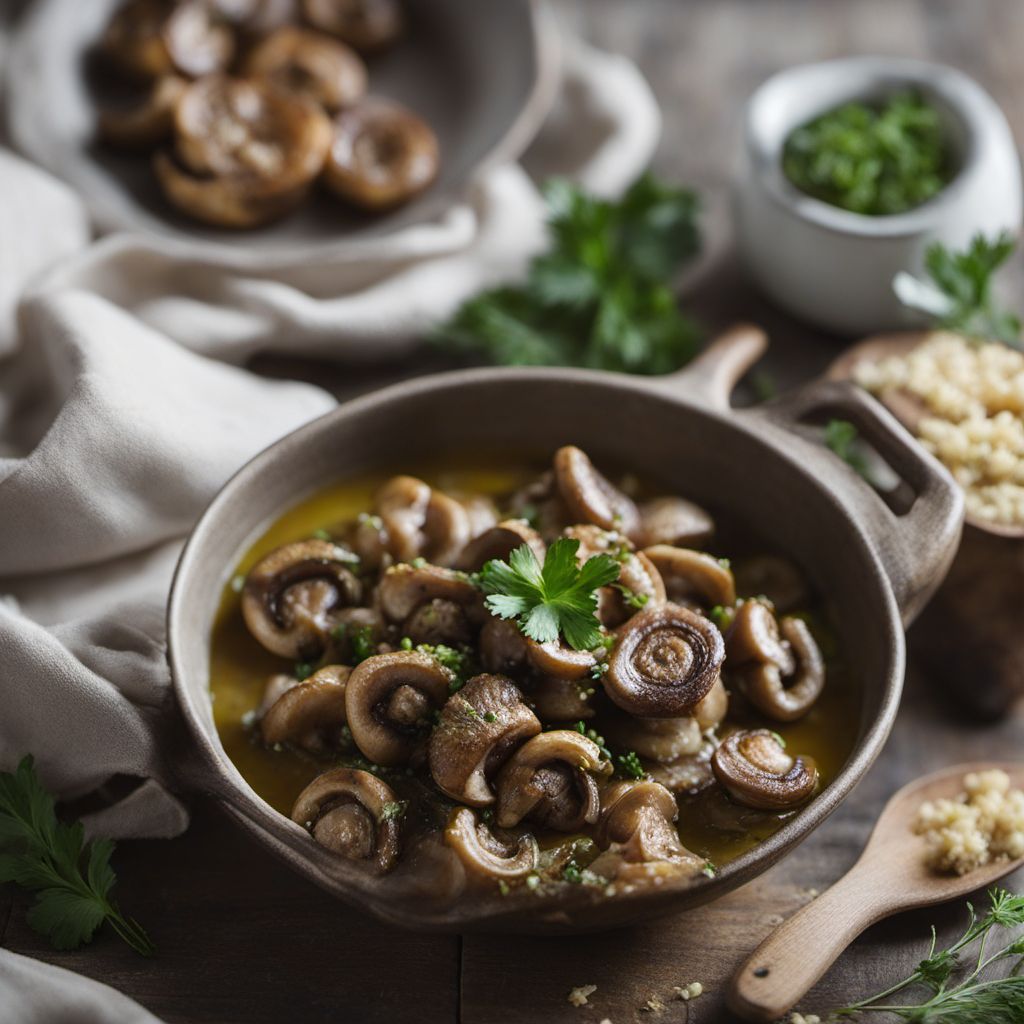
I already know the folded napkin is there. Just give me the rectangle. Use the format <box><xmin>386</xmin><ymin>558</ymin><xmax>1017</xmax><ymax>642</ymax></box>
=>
<box><xmin>0</xmin><ymin>9</ymin><xmax>660</xmax><ymax>1019</ymax></box>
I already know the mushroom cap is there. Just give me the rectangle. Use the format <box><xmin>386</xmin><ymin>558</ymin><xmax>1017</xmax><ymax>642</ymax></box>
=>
<box><xmin>261</xmin><ymin>664</ymin><xmax>351</xmax><ymax>753</ymax></box>
<box><xmin>344</xmin><ymin>651</ymin><xmax>452</xmax><ymax>766</ymax></box>
<box><xmin>725</xmin><ymin>598</ymin><xmax>795</xmax><ymax>673</ymax></box>
<box><xmin>643</xmin><ymin>545</ymin><xmax>736</xmax><ymax>609</ymax></box>
<box><xmin>373</xmin><ymin>476</ymin><xmax>469</xmax><ymax>566</ymax></box>
<box><xmin>429</xmin><ymin>674</ymin><xmax>540</xmax><ymax>806</ymax></box>
<box><xmin>638</xmin><ymin>496</ymin><xmax>715</xmax><ymax>549</ymax></box>
<box><xmin>738</xmin><ymin>617</ymin><xmax>825</xmax><ymax>722</ymax></box>
<box><xmin>494</xmin><ymin>730</ymin><xmax>609</xmax><ymax>831</ymax></box>
<box><xmin>242</xmin><ymin>26</ymin><xmax>368</xmax><ymax>112</ymax></box>
<box><xmin>553</xmin><ymin>446</ymin><xmax>641</xmax><ymax>540</ymax></box>
<box><xmin>478</xmin><ymin>617</ymin><xmax>530</xmax><ymax>675</ymax></box>
<box><xmin>528</xmin><ymin>675</ymin><xmax>594</xmax><ymax>724</ymax></box>
<box><xmin>377</xmin><ymin>563</ymin><xmax>482</xmax><ymax>624</ymax></box>
<box><xmin>301</xmin><ymin>0</ymin><xmax>405</xmax><ymax>52</ymax></box>
<box><xmin>595</xmin><ymin>780</ymin><xmax>685</xmax><ymax>864</ymax></box>
<box><xmin>291</xmin><ymin>766</ymin><xmax>400</xmax><ymax>872</ymax></box>
<box><xmin>323</xmin><ymin>97</ymin><xmax>440</xmax><ymax>211</ymax></box>
<box><xmin>711</xmin><ymin>729</ymin><xmax>818</xmax><ymax>810</ymax></box>
<box><xmin>445</xmin><ymin>808</ymin><xmax>537</xmax><ymax>881</ymax></box>
<box><xmin>604</xmin><ymin>603</ymin><xmax>725</xmax><ymax>717</ymax></box>
<box><xmin>163</xmin><ymin>0</ymin><xmax>236</xmax><ymax>77</ymax></box>
<box><xmin>241</xmin><ymin>539</ymin><xmax>362</xmax><ymax>659</ymax></box>
<box><xmin>456</xmin><ymin>519</ymin><xmax>546</xmax><ymax>572</ymax></box>
<box><xmin>98</xmin><ymin>74</ymin><xmax>187</xmax><ymax>151</ymax></box>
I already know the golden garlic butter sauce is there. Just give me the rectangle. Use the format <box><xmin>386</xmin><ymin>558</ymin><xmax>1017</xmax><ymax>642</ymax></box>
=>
<box><xmin>209</xmin><ymin>461</ymin><xmax>860</xmax><ymax>868</ymax></box>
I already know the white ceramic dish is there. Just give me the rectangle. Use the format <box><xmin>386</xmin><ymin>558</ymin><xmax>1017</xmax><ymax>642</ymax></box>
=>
<box><xmin>734</xmin><ymin>57</ymin><xmax>1023</xmax><ymax>336</ymax></box>
<box><xmin>5</xmin><ymin>0</ymin><xmax>558</xmax><ymax>268</ymax></box>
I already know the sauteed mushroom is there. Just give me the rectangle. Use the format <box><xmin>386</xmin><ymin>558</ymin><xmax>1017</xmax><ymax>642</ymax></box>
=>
<box><xmin>638</xmin><ymin>496</ymin><xmax>715</xmax><ymax>548</ymax></box>
<box><xmin>301</xmin><ymin>0</ymin><xmax>404</xmax><ymax>52</ymax></box>
<box><xmin>478</xmin><ymin>618</ymin><xmax>529</xmax><ymax>675</ymax></box>
<box><xmin>377</xmin><ymin>564</ymin><xmax>482</xmax><ymax>646</ymax></box>
<box><xmin>461</xmin><ymin>496</ymin><xmax>499</xmax><ymax>539</ymax></box>
<box><xmin>291</xmin><ymin>767</ymin><xmax>400</xmax><ymax>872</ymax></box>
<box><xmin>604</xmin><ymin>713</ymin><xmax>701</xmax><ymax>763</ymax></box>
<box><xmin>261</xmin><ymin>664</ymin><xmax>350</xmax><ymax>754</ymax></box>
<box><xmin>154</xmin><ymin>76</ymin><xmax>331</xmax><ymax>228</ymax></box>
<box><xmin>507</xmin><ymin>470</ymin><xmax>571</xmax><ymax>542</ymax></box>
<box><xmin>102</xmin><ymin>0</ymin><xmax>234</xmax><ymax>80</ymax></box>
<box><xmin>711</xmin><ymin>729</ymin><xmax>818</xmax><ymax>810</ymax></box>
<box><xmin>258</xmin><ymin>671</ymin><xmax>301</xmax><ymax>715</ymax></box>
<box><xmin>242</xmin><ymin>539</ymin><xmax>361</xmax><ymax>658</ymax></box>
<box><xmin>445</xmin><ymin>808</ymin><xmax>537</xmax><ymax>881</ymax></box>
<box><xmin>495</xmin><ymin>731</ymin><xmax>609</xmax><ymax>831</ymax></box>
<box><xmin>644</xmin><ymin>545</ymin><xmax>736</xmax><ymax>609</ymax></box>
<box><xmin>594</xmin><ymin>780</ymin><xmax>689</xmax><ymax>865</ymax></box>
<box><xmin>457</xmin><ymin>520</ymin><xmax>546</xmax><ymax>572</ymax></box>
<box><xmin>323</xmin><ymin>98</ymin><xmax>440</xmax><ymax>211</ymax></box>
<box><xmin>374</xmin><ymin>476</ymin><xmax>469</xmax><ymax>566</ymax></box>
<box><xmin>738</xmin><ymin>617</ymin><xmax>825</xmax><ymax>722</ymax></box>
<box><xmin>726</xmin><ymin>598</ymin><xmax>795</xmax><ymax>673</ymax></box>
<box><xmin>733</xmin><ymin>554</ymin><xmax>809</xmax><ymax>614</ymax></box>
<box><xmin>242</xmin><ymin>27</ymin><xmax>368</xmax><ymax>112</ymax></box>
<box><xmin>213</xmin><ymin>0</ymin><xmax>297</xmax><ymax>33</ymax></box>
<box><xmin>525</xmin><ymin>638</ymin><xmax>596</xmax><ymax>681</ymax></box>
<box><xmin>429</xmin><ymin>674</ymin><xmax>540</xmax><ymax>806</ymax></box>
<box><xmin>605</xmin><ymin>603</ymin><xmax>725</xmax><ymax>717</ymax></box>
<box><xmin>98</xmin><ymin>74</ymin><xmax>187</xmax><ymax>150</ymax></box>
<box><xmin>553</xmin><ymin>446</ymin><xmax>640</xmax><ymax>540</ymax></box>
<box><xmin>528</xmin><ymin>676</ymin><xmax>594</xmax><ymax>723</ymax></box>
<box><xmin>344</xmin><ymin>651</ymin><xmax>451</xmax><ymax>765</ymax></box>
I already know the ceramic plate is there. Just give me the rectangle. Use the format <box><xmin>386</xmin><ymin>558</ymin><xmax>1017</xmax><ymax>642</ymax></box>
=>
<box><xmin>5</xmin><ymin>0</ymin><xmax>558</xmax><ymax>266</ymax></box>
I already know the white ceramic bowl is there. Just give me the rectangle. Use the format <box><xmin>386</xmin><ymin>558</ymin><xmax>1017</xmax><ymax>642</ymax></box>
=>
<box><xmin>734</xmin><ymin>57</ymin><xmax>1023</xmax><ymax>336</ymax></box>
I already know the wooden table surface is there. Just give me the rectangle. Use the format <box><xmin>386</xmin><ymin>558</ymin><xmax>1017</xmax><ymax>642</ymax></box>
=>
<box><xmin>4</xmin><ymin>1</ymin><xmax>1024</xmax><ymax>1021</ymax></box>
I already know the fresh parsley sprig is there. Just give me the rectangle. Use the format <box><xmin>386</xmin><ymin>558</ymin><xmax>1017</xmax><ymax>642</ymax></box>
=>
<box><xmin>435</xmin><ymin>174</ymin><xmax>701</xmax><ymax>374</ymax></box>
<box><xmin>824</xmin><ymin>419</ymin><xmax>872</xmax><ymax>480</ymax></box>
<box><xmin>479</xmin><ymin>538</ymin><xmax>620</xmax><ymax>651</ymax></box>
<box><xmin>894</xmin><ymin>231</ymin><xmax>1022</xmax><ymax>347</ymax></box>
<box><xmin>0</xmin><ymin>755</ymin><xmax>154</xmax><ymax>956</ymax></box>
<box><xmin>824</xmin><ymin>888</ymin><xmax>1024</xmax><ymax>1021</ymax></box>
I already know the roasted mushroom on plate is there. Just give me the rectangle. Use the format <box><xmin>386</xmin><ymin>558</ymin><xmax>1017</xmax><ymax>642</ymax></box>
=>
<box><xmin>211</xmin><ymin>448</ymin><xmax>851</xmax><ymax>902</ymax></box>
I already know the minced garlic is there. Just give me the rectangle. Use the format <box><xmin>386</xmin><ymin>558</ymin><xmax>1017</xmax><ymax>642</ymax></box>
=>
<box><xmin>854</xmin><ymin>332</ymin><xmax>1024</xmax><ymax>526</ymax></box>
<box><xmin>568</xmin><ymin>985</ymin><xmax>597</xmax><ymax>1008</ymax></box>
<box><xmin>913</xmin><ymin>769</ymin><xmax>1024</xmax><ymax>874</ymax></box>
<box><xmin>672</xmin><ymin>982</ymin><xmax>703</xmax><ymax>1001</ymax></box>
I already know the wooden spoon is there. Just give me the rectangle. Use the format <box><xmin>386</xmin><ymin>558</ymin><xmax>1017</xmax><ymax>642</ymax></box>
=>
<box><xmin>827</xmin><ymin>331</ymin><xmax>1024</xmax><ymax>540</ymax></box>
<box><xmin>728</xmin><ymin>761</ymin><xmax>1024</xmax><ymax>1023</ymax></box>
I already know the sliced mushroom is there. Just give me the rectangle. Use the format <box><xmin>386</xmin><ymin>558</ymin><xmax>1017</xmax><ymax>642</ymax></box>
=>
<box><xmin>374</xmin><ymin>476</ymin><xmax>470</xmax><ymax>566</ymax></box>
<box><xmin>242</xmin><ymin>27</ymin><xmax>368</xmax><ymax>112</ymax></box>
<box><xmin>693</xmin><ymin>676</ymin><xmax>729</xmax><ymax>731</ymax></box>
<box><xmin>258</xmin><ymin>672</ymin><xmax>301</xmax><ymax>716</ymax></box>
<box><xmin>638</xmin><ymin>496</ymin><xmax>715</xmax><ymax>548</ymax></box>
<box><xmin>478</xmin><ymin>617</ymin><xmax>529</xmax><ymax>675</ymax></box>
<box><xmin>737</xmin><ymin>617</ymin><xmax>825</xmax><ymax>722</ymax></box>
<box><xmin>525</xmin><ymin>638</ymin><xmax>596</xmax><ymax>681</ymax></box>
<box><xmin>323</xmin><ymin>98</ymin><xmax>440</xmax><ymax>211</ymax></box>
<box><xmin>456</xmin><ymin>519</ymin><xmax>546</xmax><ymax>572</ymax></box>
<box><xmin>603</xmin><ymin>713</ymin><xmax>702</xmax><ymax>762</ymax></box>
<box><xmin>344</xmin><ymin>651</ymin><xmax>451</xmax><ymax>765</ymax></box>
<box><xmin>553</xmin><ymin>446</ymin><xmax>641</xmax><ymax>540</ymax></box>
<box><xmin>301</xmin><ymin>0</ymin><xmax>404</xmax><ymax>52</ymax></box>
<box><xmin>377</xmin><ymin>564</ymin><xmax>482</xmax><ymax>633</ymax></box>
<box><xmin>528</xmin><ymin>675</ymin><xmax>595</xmax><ymax>723</ymax></box>
<box><xmin>97</xmin><ymin>74</ymin><xmax>187</xmax><ymax>150</ymax></box>
<box><xmin>155</xmin><ymin>76</ymin><xmax>331</xmax><ymax>228</ymax></box>
<box><xmin>711</xmin><ymin>729</ymin><xmax>818</xmax><ymax>810</ymax></box>
<box><xmin>726</xmin><ymin>598</ymin><xmax>795</xmax><ymax>673</ymax></box>
<box><xmin>261</xmin><ymin>665</ymin><xmax>351</xmax><ymax>754</ymax></box>
<box><xmin>644</xmin><ymin>545</ymin><xmax>736</xmax><ymax>609</ymax></box>
<box><xmin>445</xmin><ymin>808</ymin><xmax>537</xmax><ymax>881</ymax></box>
<box><xmin>102</xmin><ymin>0</ymin><xmax>234</xmax><ymax>80</ymax></box>
<box><xmin>241</xmin><ymin>539</ymin><xmax>362</xmax><ymax>659</ymax></box>
<box><xmin>495</xmin><ymin>730</ymin><xmax>609</xmax><ymax>832</ymax></box>
<box><xmin>595</xmin><ymin>780</ymin><xmax>685</xmax><ymax>864</ymax></box>
<box><xmin>733</xmin><ymin>555</ymin><xmax>810</xmax><ymax>614</ymax></box>
<box><xmin>291</xmin><ymin>767</ymin><xmax>400</xmax><ymax>872</ymax></box>
<box><xmin>429</xmin><ymin>674</ymin><xmax>540</xmax><ymax>806</ymax></box>
<box><xmin>604</xmin><ymin>603</ymin><xmax>725</xmax><ymax>717</ymax></box>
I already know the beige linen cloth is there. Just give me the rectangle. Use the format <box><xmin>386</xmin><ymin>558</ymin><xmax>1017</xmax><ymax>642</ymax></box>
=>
<box><xmin>0</xmin><ymin>7</ymin><xmax>661</xmax><ymax>1019</ymax></box>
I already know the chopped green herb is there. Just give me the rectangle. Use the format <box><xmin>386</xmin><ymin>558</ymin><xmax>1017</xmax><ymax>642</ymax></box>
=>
<box><xmin>483</xmin><ymin>711</ymin><xmax>498</xmax><ymax>723</ymax></box>
<box><xmin>312</xmin><ymin>528</ymin><xmax>332</xmax><ymax>542</ymax></box>
<box><xmin>435</xmin><ymin>174</ymin><xmax>702</xmax><ymax>375</ymax></box>
<box><xmin>479</xmin><ymin>538</ymin><xmax>620</xmax><ymax>651</ymax></box>
<box><xmin>563</xmin><ymin>863</ymin><xmax>583</xmax><ymax>884</ymax></box>
<box><xmin>350</xmin><ymin>626</ymin><xmax>375</xmax><ymax>664</ymax></box>
<box><xmin>525</xmin><ymin>874</ymin><xmax>541</xmax><ymax>891</ymax></box>
<box><xmin>0</xmin><ymin>755</ymin><xmax>155</xmax><ymax>956</ymax></box>
<box><xmin>400</xmin><ymin>637</ymin><xmax>413</xmax><ymax>651</ymax></box>
<box><xmin>824</xmin><ymin>419</ymin><xmax>872</xmax><ymax>481</ymax></box>
<box><xmin>573</xmin><ymin>721</ymin><xmax>612</xmax><ymax>762</ymax></box>
<box><xmin>294</xmin><ymin>661</ymin><xmax>315</xmax><ymax>681</ymax></box>
<box><xmin>702</xmin><ymin>860</ymin><xmax>716</xmax><ymax>878</ymax></box>
<box><xmin>380</xmin><ymin>801</ymin><xmax>407</xmax><ymax>822</ymax></box>
<box><xmin>783</xmin><ymin>92</ymin><xmax>949</xmax><ymax>216</ymax></box>
<box><xmin>616</xmin><ymin>751</ymin><xmax>645</xmax><ymax>780</ymax></box>
<box><xmin>415</xmin><ymin>643</ymin><xmax>472</xmax><ymax>682</ymax></box>
<box><xmin>769</xmin><ymin>731</ymin><xmax>787</xmax><ymax>749</ymax></box>
<box><xmin>617</xmin><ymin>585</ymin><xmax>649</xmax><ymax>610</ymax></box>
<box><xmin>357</xmin><ymin>512</ymin><xmax>384</xmax><ymax>530</ymax></box>
<box><xmin>589</xmin><ymin>661</ymin><xmax>609</xmax><ymax>680</ymax></box>
<box><xmin>708</xmin><ymin>605</ymin><xmax>734</xmax><ymax>631</ymax></box>
<box><xmin>230</xmin><ymin>574</ymin><xmax>246</xmax><ymax>593</ymax></box>
<box><xmin>894</xmin><ymin>231</ymin><xmax>1022</xmax><ymax>347</ymax></box>
<box><xmin>497</xmin><ymin>879</ymin><xmax>510</xmax><ymax>896</ymax></box>
<box><xmin>410</xmin><ymin>557</ymin><xmax>427</xmax><ymax>569</ymax></box>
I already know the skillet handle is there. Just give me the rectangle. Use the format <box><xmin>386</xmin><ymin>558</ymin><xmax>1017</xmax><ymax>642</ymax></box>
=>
<box><xmin>755</xmin><ymin>379</ymin><xmax>963</xmax><ymax>625</ymax></box>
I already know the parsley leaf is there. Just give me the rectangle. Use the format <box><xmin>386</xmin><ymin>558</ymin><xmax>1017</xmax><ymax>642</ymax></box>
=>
<box><xmin>435</xmin><ymin>174</ymin><xmax>701</xmax><ymax>375</ymax></box>
<box><xmin>894</xmin><ymin>231</ymin><xmax>1021</xmax><ymax>346</ymax></box>
<box><xmin>824</xmin><ymin>419</ymin><xmax>872</xmax><ymax>481</ymax></box>
<box><xmin>479</xmin><ymin>538</ymin><xmax>620</xmax><ymax>651</ymax></box>
<box><xmin>0</xmin><ymin>755</ymin><xmax>154</xmax><ymax>956</ymax></box>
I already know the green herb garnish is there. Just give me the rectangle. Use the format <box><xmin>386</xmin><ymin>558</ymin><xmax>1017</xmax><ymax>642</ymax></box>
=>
<box><xmin>894</xmin><ymin>231</ymin><xmax>1022</xmax><ymax>347</ymax></box>
<box><xmin>702</xmin><ymin>860</ymin><xmax>716</xmax><ymax>879</ymax></box>
<box><xmin>480</xmin><ymin>538</ymin><xmax>620</xmax><ymax>651</ymax></box>
<box><xmin>0</xmin><ymin>756</ymin><xmax>154</xmax><ymax>956</ymax></box>
<box><xmin>824</xmin><ymin>419</ymin><xmax>872</xmax><ymax>480</ymax></box>
<box><xmin>563</xmin><ymin>863</ymin><xmax>583</xmax><ymax>884</ymax></box>
<box><xmin>380</xmin><ymin>801</ymin><xmax>407</xmax><ymax>822</ymax></box>
<box><xmin>783</xmin><ymin>92</ymin><xmax>949</xmax><ymax>216</ymax></box>
<box><xmin>825</xmin><ymin>888</ymin><xmax>1024</xmax><ymax>1021</ymax></box>
<box><xmin>435</xmin><ymin>175</ymin><xmax>701</xmax><ymax>374</ymax></box>
<box><xmin>616</xmin><ymin>751</ymin><xmax>645</xmax><ymax>780</ymax></box>
<box><xmin>708</xmin><ymin>605</ymin><xmax>734</xmax><ymax>631</ymax></box>
<box><xmin>617</xmin><ymin>585</ymin><xmax>649</xmax><ymax>610</ymax></box>
<box><xmin>312</xmin><ymin>528</ymin><xmax>332</xmax><ymax>542</ymax></box>
<box><xmin>294</xmin><ymin>661</ymin><xmax>315</xmax><ymax>681</ymax></box>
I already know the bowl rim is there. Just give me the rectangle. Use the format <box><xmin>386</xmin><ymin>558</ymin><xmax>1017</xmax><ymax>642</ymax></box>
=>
<box><xmin>744</xmin><ymin>55</ymin><xmax>1014</xmax><ymax>241</ymax></box>
<box><xmin>166</xmin><ymin>364</ymin><xmax>907</xmax><ymax>929</ymax></box>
